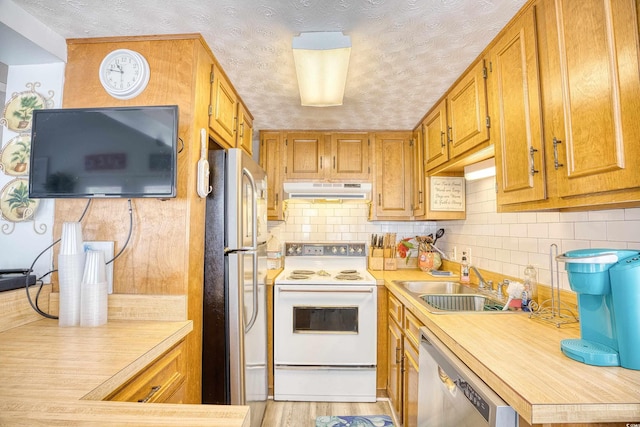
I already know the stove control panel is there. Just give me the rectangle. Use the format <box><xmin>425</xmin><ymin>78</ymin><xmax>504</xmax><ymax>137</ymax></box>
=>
<box><xmin>285</xmin><ymin>242</ymin><xmax>366</xmax><ymax>256</ymax></box>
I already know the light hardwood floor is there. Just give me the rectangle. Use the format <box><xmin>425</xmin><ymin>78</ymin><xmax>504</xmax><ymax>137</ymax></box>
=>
<box><xmin>261</xmin><ymin>399</ymin><xmax>396</xmax><ymax>427</ymax></box>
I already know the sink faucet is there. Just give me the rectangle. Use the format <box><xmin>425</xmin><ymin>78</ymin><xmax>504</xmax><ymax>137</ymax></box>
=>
<box><xmin>469</xmin><ymin>266</ymin><xmax>487</xmax><ymax>290</ymax></box>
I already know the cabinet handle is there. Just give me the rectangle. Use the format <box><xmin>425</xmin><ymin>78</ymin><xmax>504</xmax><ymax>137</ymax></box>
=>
<box><xmin>378</xmin><ymin>194</ymin><xmax>382</xmax><ymax>205</ymax></box>
<box><xmin>239</xmin><ymin>123</ymin><xmax>244</xmax><ymax>138</ymax></box>
<box><xmin>395</xmin><ymin>346</ymin><xmax>402</xmax><ymax>364</ymax></box>
<box><xmin>275</xmin><ymin>193</ymin><xmax>279</xmax><ymax>206</ymax></box>
<box><xmin>447</xmin><ymin>126</ymin><xmax>453</xmax><ymax>144</ymax></box>
<box><xmin>333</xmin><ymin>156</ymin><xmax>336</xmax><ymax>169</ymax></box>
<box><xmin>440</xmin><ymin>131</ymin><xmax>446</xmax><ymax>148</ymax></box>
<box><xmin>529</xmin><ymin>146</ymin><xmax>539</xmax><ymax>176</ymax></box>
<box><xmin>418</xmin><ymin>190</ymin><xmax>423</xmax><ymax>203</ymax></box>
<box><xmin>138</xmin><ymin>385</ymin><xmax>161</xmax><ymax>403</ymax></box>
<box><xmin>553</xmin><ymin>137</ymin><xmax>564</xmax><ymax>170</ymax></box>
<box><xmin>320</xmin><ymin>158</ymin><xmax>323</xmax><ymax>169</ymax></box>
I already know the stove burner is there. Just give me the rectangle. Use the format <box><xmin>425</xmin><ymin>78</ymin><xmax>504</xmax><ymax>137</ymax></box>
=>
<box><xmin>340</xmin><ymin>269</ymin><xmax>358</xmax><ymax>275</ymax></box>
<box><xmin>287</xmin><ymin>274</ymin><xmax>310</xmax><ymax>280</ymax></box>
<box><xmin>292</xmin><ymin>270</ymin><xmax>315</xmax><ymax>275</ymax></box>
<box><xmin>335</xmin><ymin>274</ymin><xmax>363</xmax><ymax>280</ymax></box>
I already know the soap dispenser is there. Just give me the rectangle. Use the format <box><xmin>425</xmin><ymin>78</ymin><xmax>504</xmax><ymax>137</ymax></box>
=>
<box><xmin>460</xmin><ymin>251</ymin><xmax>470</xmax><ymax>283</ymax></box>
<box><xmin>522</xmin><ymin>264</ymin><xmax>537</xmax><ymax>311</ymax></box>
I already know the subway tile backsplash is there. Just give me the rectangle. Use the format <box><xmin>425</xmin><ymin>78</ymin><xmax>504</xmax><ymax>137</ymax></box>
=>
<box><xmin>268</xmin><ymin>177</ymin><xmax>640</xmax><ymax>292</ymax></box>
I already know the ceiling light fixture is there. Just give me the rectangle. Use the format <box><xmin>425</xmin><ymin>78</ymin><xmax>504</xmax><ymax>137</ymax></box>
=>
<box><xmin>464</xmin><ymin>158</ymin><xmax>496</xmax><ymax>181</ymax></box>
<box><xmin>292</xmin><ymin>31</ymin><xmax>351</xmax><ymax>107</ymax></box>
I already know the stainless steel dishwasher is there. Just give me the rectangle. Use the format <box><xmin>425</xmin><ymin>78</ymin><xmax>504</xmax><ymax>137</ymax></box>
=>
<box><xmin>418</xmin><ymin>327</ymin><xmax>518</xmax><ymax>427</ymax></box>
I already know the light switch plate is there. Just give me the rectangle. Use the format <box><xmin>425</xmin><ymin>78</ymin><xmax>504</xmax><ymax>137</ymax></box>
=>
<box><xmin>83</xmin><ymin>241</ymin><xmax>114</xmax><ymax>294</ymax></box>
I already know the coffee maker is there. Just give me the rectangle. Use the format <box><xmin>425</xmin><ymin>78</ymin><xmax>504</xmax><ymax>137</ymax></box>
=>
<box><xmin>558</xmin><ymin>249</ymin><xmax>640</xmax><ymax>370</ymax></box>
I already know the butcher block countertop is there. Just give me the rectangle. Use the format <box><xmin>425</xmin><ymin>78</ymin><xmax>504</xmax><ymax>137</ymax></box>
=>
<box><xmin>374</xmin><ymin>269</ymin><xmax>640</xmax><ymax>425</ymax></box>
<box><xmin>0</xmin><ymin>319</ymin><xmax>249</xmax><ymax>426</ymax></box>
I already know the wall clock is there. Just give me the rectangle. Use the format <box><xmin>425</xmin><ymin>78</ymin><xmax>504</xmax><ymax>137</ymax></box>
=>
<box><xmin>98</xmin><ymin>49</ymin><xmax>150</xmax><ymax>100</ymax></box>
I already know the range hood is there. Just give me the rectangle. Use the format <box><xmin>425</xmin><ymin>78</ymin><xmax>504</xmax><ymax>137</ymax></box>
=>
<box><xmin>283</xmin><ymin>182</ymin><xmax>372</xmax><ymax>200</ymax></box>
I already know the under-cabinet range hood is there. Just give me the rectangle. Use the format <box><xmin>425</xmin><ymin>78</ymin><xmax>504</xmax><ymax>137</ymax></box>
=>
<box><xmin>283</xmin><ymin>182</ymin><xmax>372</xmax><ymax>200</ymax></box>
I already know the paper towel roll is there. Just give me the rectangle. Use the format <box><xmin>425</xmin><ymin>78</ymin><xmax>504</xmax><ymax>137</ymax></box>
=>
<box><xmin>80</xmin><ymin>250</ymin><xmax>108</xmax><ymax>327</ymax></box>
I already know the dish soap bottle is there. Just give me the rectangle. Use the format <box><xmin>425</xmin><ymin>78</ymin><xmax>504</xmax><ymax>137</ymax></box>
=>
<box><xmin>460</xmin><ymin>251</ymin><xmax>470</xmax><ymax>283</ymax></box>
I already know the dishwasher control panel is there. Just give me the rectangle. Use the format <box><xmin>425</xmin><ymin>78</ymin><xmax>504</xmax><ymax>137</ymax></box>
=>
<box><xmin>457</xmin><ymin>379</ymin><xmax>490</xmax><ymax>421</ymax></box>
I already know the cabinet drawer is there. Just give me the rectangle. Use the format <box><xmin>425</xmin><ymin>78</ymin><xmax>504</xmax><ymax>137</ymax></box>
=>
<box><xmin>388</xmin><ymin>292</ymin><xmax>404</xmax><ymax>326</ymax></box>
<box><xmin>107</xmin><ymin>340</ymin><xmax>186</xmax><ymax>403</ymax></box>
<box><xmin>403</xmin><ymin>309</ymin><xmax>423</xmax><ymax>350</ymax></box>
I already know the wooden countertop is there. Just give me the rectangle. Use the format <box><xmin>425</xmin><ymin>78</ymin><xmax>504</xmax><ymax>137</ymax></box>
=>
<box><xmin>0</xmin><ymin>319</ymin><xmax>249</xmax><ymax>426</ymax></box>
<box><xmin>381</xmin><ymin>269</ymin><xmax>640</xmax><ymax>425</ymax></box>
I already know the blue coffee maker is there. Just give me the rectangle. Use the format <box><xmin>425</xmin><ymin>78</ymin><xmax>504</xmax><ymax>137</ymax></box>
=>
<box><xmin>558</xmin><ymin>249</ymin><xmax>640</xmax><ymax>369</ymax></box>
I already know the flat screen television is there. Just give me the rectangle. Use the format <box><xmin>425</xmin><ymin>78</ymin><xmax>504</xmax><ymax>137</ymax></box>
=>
<box><xmin>28</xmin><ymin>105</ymin><xmax>178</xmax><ymax>199</ymax></box>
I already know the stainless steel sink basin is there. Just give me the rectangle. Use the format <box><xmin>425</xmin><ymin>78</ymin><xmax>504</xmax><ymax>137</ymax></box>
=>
<box><xmin>393</xmin><ymin>280</ymin><xmax>508</xmax><ymax>314</ymax></box>
<box><xmin>394</xmin><ymin>280</ymin><xmax>475</xmax><ymax>295</ymax></box>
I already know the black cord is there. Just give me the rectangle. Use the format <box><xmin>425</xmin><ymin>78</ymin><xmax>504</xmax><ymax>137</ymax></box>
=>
<box><xmin>107</xmin><ymin>199</ymin><xmax>134</xmax><ymax>265</ymax></box>
<box><xmin>25</xmin><ymin>199</ymin><xmax>93</xmax><ymax>319</ymax></box>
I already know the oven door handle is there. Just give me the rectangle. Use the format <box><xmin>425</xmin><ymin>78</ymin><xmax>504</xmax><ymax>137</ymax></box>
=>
<box><xmin>277</xmin><ymin>288</ymin><xmax>374</xmax><ymax>294</ymax></box>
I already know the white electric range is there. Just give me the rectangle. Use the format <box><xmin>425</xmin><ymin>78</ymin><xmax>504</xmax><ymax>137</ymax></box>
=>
<box><xmin>273</xmin><ymin>242</ymin><xmax>377</xmax><ymax>402</ymax></box>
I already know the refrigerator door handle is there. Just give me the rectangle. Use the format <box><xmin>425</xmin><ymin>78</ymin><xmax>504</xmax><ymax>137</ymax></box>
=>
<box><xmin>244</xmin><ymin>251</ymin><xmax>259</xmax><ymax>333</ymax></box>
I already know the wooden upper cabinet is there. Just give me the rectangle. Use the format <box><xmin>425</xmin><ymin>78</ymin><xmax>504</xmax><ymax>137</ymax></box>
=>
<box><xmin>411</xmin><ymin>129</ymin><xmax>425</xmax><ymax>218</ymax></box>
<box><xmin>260</xmin><ymin>131</ymin><xmax>284</xmax><ymax>221</ymax></box>
<box><xmin>423</xmin><ymin>99</ymin><xmax>448</xmax><ymax>172</ymax></box>
<box><xmin>545</xmin><ymin>0</ymin><xmax>640</xmax><ymax>198</ymax></box>
<box><xmin>285</xmin><ymin>132</ymin><xmax>325</xmax><ymax>179</ymax></box>
<box><xmin>491</xmin><ymin>2</ymin><xmax>546</xmax><ymax>205</ymax></box>
<box><xmin>447</xmin><ymin>59</ymin><xmax>490</xmax><ymax>158</ymax></box>
<box><xmin>371</xmin><ymin>132</ymin><xmax>413</xmax><ymax>219</ymax></box>
<box><xmin>209</xmin><ymin>64</ymin><xmax>237</xmax><ymax>148</ymax></box>
<box><xmin>330</xmin><ymin>133</ymin><xmax>371</xmax><ymax>180</ymax></box>
<box><xmin>236</xmin><ymin>101</ymin><xmax>253</xmax><ymax>156</ymax></box>
<box><xmin>284</xmin><ymin>132</ymin><xmax>370</xmax><ymax>181</ymax></box>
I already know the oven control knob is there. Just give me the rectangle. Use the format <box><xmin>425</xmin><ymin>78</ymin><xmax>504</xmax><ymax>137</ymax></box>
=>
<box><xmin>356</xmin><ymin>246</ymin><xmax>363</xmax><ymax>254</ymax></box>
<box><xmin>331</xmin><ymin>246</ymin><xmax>338</xmax><ymax>254</ymax></box>
<box><xmin>340</xmin><ymin>247</ymin><xmax>347</xmax><ymax>254</ymax></box>
<box><xmin>296</xmin><ymin>246</ymin><xmax>302</xmax><ymax>254</ymax></box>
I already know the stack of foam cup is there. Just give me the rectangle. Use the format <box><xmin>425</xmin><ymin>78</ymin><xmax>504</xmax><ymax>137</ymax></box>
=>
<box><xmin>58</xmin><ymin>222</ymin><xmax>85</xmax><ymax>327</ymax></box>
<box><xmin>80</xmin><ymin>250</ymin><xmax>108</xmax><ymax>327</ymax></box>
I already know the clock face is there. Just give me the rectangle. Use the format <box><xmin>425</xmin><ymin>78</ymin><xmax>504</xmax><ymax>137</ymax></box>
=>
<box><xmin>99</xmin><ymin>49</ymin><xmax>150</xmax><ymax>99</ymax></box>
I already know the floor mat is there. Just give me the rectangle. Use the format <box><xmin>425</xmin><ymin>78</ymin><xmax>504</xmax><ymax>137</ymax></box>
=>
<box><xmin>315</xmin><ymin>415</ymin><xmax>394</xmax><ymax>427</ymax></box>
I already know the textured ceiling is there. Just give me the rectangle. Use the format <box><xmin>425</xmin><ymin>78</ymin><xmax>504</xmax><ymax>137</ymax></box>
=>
<box><xmin>12</xmin><ymin>0</ymin><xmax>527</xmax><ymax>131</ymax></box>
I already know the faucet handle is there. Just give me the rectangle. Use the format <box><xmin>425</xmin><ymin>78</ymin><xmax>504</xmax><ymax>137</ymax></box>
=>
<box><xmin>486</xmin><ymin>280</ymin><xmax>494</xmax><ymax>293</ymax></box>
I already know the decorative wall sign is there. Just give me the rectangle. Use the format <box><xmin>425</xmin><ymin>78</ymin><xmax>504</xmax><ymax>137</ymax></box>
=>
<box><xmin>1</xmin><ymin>134</ymin><xmax>31</xmax><ymax>176</ymax></box>
<box><xmin>429</xmin><ymin>176</ymin><xmax>465</xmax><ymax>211</ymax></box>
<box><xmin>0</xmin><ymin>178</ymin><xmax>40</xmax><ymax>222</ymax></box>
<box><xmin>0</xmin><ymin>82</ymin><xmax>54</xmax><ymax>132</ymax></box>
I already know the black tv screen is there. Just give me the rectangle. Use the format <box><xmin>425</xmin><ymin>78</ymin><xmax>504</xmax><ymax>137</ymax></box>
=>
<box><xmin>28</xmin><ymin>105</ymin><xmax>178</xmax><ymax>199</ymax></box>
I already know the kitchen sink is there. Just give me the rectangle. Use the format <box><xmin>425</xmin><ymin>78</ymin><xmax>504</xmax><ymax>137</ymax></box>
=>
<box><xmin>393</xmin><ymin>280</ymin><xmax>508</xmax><ymax>314</ymax></box>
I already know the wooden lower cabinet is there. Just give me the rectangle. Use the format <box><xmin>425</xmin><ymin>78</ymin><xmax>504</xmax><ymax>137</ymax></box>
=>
<box><xmin>402</xmin><ymin>338</ymin><xmax>420</xmax><ymax>427</ymax></box>
<box><xmin>387</xmin><ymin>292</ymin><xmax>423</xmax><ymax>426</ymax></box>
<box><xmin>106</xmin><ymin>340</ymin><xmax>187</xmax><ymax>404</ymax></box>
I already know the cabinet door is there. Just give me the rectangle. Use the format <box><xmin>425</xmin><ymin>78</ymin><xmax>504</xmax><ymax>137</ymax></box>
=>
<box><xmin>402</xmin><ymin>339</ymin><xmax>420</xmax><ymax>427</ymax></box>
<box><xmin>260</xmin><ymin>131</ymin><xmax>284</xmax><ymax>221</ymax></box>
<box><xmin>237</xmin><ymin>101</ymin><xmax>253</xmax><ymax>156</ymax></box>
<box><xmin>372</xmin><ymin>132</ymin><xmax>413</xmax><ymax>219</ymax></box>
<box><xmin>285</xmin><ymin>132</ymin><xmax>325</xmax><ymax>180</ymax></box>
<box><xmin>447</xmin><ymin>60</ymin><xmax>490</xmax><ymax>158</ymax></box>
<box><xmin>209</xmin><ymin>64</ymin><xmax>237</xmax><ymax>148</ymax></box>
<box><xmin>330</xmin><ymin>133</ymin><xmax>371</xmax><ymax>180</ymax></box>
<box><xmin>387</xmin><ymin>317</ymin><xmax>403</xmax><ymax>422</ymax></box>
<box><xmin>491</xmin><ymin>3</ymin><xmax>546</xmax><ymax>205</ymax></box>
<box><xmin>547</xmin><ymin>0</ymin><xmax>640</xmax><ymax>197</ymax></box>
<box><xmin>423</xmin><ymin>99</ymin><xmax>449</xmax><ymax>171</ymax></box>
<box><xmin>410</xmin><ymin>130</ymin><xmax>425</xmax><ymax>218</ymax></box>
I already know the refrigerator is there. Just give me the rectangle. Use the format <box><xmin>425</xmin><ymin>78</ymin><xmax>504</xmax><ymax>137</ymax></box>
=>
<box><xmin>203</xmin><ymin>148</ymin><xmax>268</xmax><ymax>427</ymax></box>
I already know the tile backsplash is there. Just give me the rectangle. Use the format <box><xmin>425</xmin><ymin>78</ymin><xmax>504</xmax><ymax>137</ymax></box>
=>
<box><xmin>267</xmin><ymin>177</ymin><xmax>640</xmax><ymax>292</ymax></box>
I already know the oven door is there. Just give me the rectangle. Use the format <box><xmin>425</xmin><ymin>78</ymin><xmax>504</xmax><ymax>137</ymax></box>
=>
<box><xmin>274</xmin><ymin>284</ymin><xmax>377</xmax><ymax>366</ymax></box>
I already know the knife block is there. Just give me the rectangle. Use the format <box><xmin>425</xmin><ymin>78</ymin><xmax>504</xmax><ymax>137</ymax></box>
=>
<box><xmin>369</xmin><ymin>248</ymin><xmax>384</xmax><ymax>271</ymax></box>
